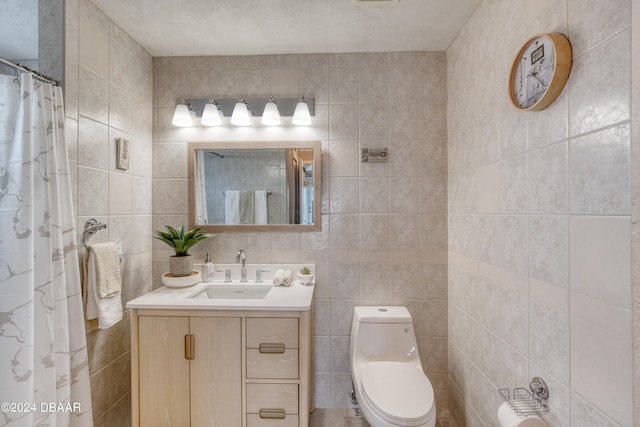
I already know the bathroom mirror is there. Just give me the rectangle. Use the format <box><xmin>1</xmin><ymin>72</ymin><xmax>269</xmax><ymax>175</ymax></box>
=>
<box><xmin>188</xmin><ymin>141</ymin><xmax>321</xmax><ymax>232</ymax></box>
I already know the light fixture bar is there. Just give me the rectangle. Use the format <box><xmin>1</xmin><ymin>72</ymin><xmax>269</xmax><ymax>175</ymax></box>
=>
<box><xmin>186</xmin><ymin>97</ymin><xmax>315</xmax><ymax>118</ymax></box>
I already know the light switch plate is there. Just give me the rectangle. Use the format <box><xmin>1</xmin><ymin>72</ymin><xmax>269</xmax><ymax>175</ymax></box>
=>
<box><xmin>116</xmin><ymin>138</ymin><xmax>130</xmax><ymax>170</ymax></box>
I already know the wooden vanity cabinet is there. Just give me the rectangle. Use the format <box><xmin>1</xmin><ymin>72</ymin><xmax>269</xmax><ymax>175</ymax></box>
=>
<box><xmin>135</xmin><ymin>315</ymin><xmax>242</xmax><ymax>426</ymax></box>
<box><xmin>131</xmin><ymin>309</ymin><xmax>312</xmax><ymax>427</ymax></box>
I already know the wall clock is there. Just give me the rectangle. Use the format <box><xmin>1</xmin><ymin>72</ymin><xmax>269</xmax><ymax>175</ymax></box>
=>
<box><xmin>509</xmin><ymin>33</ymin><xmax>572</xmax><ymax>111</ymax></box>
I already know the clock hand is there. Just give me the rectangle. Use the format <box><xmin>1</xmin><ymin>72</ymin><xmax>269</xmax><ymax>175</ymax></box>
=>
<box><xmin>527</xmin><ymin>71</ymin><xmax>547</xmax><ymax>88</ymax></box>
<box><xmin>532</xmin><ymin>73</ymin><xmax>547</xmax><ymax>87</ymax></box>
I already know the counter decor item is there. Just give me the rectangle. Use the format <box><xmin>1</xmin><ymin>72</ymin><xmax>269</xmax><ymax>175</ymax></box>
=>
<box><xmin>201</xmin><ymin>252</ymin><xmax>214</xmax><ymax>283</ymax></box>
<box><xmin>154</xmin><ymin>225</ymin><xmax>213</xmax><ymax>278</ymax></box>
<box><xmin>161</xmin><ymin>271</ymin><xmax>202</xmax><ymax>288</ymax></box>
<box><xmin>297</xmin><ymin>266</ymin><xmax>314</xmax><ymax>285</ymax></box>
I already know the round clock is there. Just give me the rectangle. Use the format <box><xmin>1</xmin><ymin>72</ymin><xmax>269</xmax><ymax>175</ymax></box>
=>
<box><xmin>509</xmin><ymin>33</ymin><xmax>572</xmax><ymax>111</ymax></box>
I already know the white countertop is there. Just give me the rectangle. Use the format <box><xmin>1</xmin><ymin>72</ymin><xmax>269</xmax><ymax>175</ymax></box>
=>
<box><xmin>127</xmin><ymin>280</ymin><xmax>314</xmax><ymax>311</ymax></box>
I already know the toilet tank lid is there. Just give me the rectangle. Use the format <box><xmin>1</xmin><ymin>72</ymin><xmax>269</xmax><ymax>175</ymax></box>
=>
<box><xmin>354</xmin><ymin>306</ymin><xmax>412</xmax><ymax>323</ymax></box>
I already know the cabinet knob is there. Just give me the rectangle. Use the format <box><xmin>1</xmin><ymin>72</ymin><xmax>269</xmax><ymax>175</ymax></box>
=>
<box><xmin>259</xmin><ymin>408</ymin><xmax>286</xmax><ymax>419</ymax></box>
<box><xmin>258</xmin><ymin>343</ymin><xmax>285</xmax><ymax>354</ymax></box>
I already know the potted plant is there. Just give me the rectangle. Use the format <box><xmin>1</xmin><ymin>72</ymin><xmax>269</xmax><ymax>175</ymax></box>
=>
<box><xmin>154</xmin><ymin>225</ymin><xmax>213</xmax><ymax>277</ymax></box>
<box><xmin>297</xmin><ymin>266</ymin><xmax>314</xmax><ymax>285</ymax></box>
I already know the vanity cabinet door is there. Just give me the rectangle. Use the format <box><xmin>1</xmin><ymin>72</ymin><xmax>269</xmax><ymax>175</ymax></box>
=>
<box><xmin>190</xmin><ymin>317</ymin><xmax>242</xmax><ymax>427</ymax></box>
<box><xmin>136</xmin><ymin>315</ymin><xmax>242</xmax><ymax>427</ymax></box>
<box><xmin>138</xmin><ymin>316</ymin><xmax>191</xmax><ymax>427</ymax></box>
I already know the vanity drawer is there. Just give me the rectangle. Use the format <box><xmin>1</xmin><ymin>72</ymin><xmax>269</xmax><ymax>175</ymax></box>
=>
<box><xmin>247</xmin><ymin>348</ymin><xmax>299</xmax><ymax>379</ymax></box>
<box><xmin>246</xmin><ymin>383</ymin><xmax>299</xmax><ymax>414</ymax></box>
<box><xmin>247</xmin><ymin>414</ymin><xmax>299</xmax><ymax>427</ymax></box>
<box><xmin>246</xmin><ymin>318</ymin><xmax>298</xmax><ymax>348</ymax></box>
<box><xmin>246</xmin><ymin>318</ymin><xmax>299</xmax><ymax>379</ymax></box>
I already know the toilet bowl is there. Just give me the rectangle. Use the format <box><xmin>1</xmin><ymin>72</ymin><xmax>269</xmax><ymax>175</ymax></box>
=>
<box><xmin>349</xmin><ymin>306</ymin><xmax>436</xmax><ymax>427</ymax></box>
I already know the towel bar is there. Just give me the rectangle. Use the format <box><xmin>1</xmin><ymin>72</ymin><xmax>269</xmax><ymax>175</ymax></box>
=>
<box><xmin>222</xmin><ymin>190</ymin><xmax>272</xmax><ymax>196</ymax></box>
<box><xmin>82</xmin><ymin>219</ymin><xmax>106</xmax><ymax>248</ymax></box>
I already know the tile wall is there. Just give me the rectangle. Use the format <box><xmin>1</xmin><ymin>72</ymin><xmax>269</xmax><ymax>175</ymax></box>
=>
<box><xmin>151</xmin><ymin>52</ymin><xmax>449</xmax><ymax>409</ymax></box>
<box><xmin>64</xmin><ymin>0</ymin><xmax>154</xmax><ymax>425</ymax></box>
<box><xmin>447</xmin><ymin>0</ymin><xmax>632</xmax><ymax>426</ymax></box>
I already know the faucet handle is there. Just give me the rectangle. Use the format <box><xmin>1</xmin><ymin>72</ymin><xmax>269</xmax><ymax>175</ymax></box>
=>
<box><xmin>255</xmin><ymin>269</ymin><xmax>270</xmax><ymax>282</ymax></box>
<box><xmin>217</xmin><ymin>269</ymin><xmax>232</xmax><ymax>282</ymax></box>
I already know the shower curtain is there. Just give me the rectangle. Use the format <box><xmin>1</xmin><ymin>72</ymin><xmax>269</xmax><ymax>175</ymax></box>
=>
<box><xmin>0</xmin><ymin>74</ymin><xmax>93</xmax><ymax>426</ymax></box>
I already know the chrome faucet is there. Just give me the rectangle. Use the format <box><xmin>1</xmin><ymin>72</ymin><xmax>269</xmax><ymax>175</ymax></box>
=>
<box><xmin>236</xmin><ymin>249</ymin><xmax>247</xmax><ymax>282</ymax></box>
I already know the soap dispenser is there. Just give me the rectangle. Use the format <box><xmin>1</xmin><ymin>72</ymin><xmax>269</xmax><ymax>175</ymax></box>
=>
<box><xmin>201</xmin><ymin>253</ymin><xmax>214</xmax><ymax>283</ymax></box>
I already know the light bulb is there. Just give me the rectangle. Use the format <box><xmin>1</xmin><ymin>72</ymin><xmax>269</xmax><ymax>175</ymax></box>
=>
<box><xmin>231</xmin><ymin>98</ymin><xmax>251</xmax><ymax>126</ymax></box>
<box><xmin>201</xmin><ymin>99</ymin><xmax>223</xmax><ymax>126</ymax></box>
<box><xmin>261</xmin><ymin>97</ymin><xmax>281</xmax><ymax>126</ymax></box>
<box><xmin>292</xmin><ymin>97</ymin><xmax>311</xmax><ymax>126</ymax></box>
<box><xmin>172</xmin><ymin>99</ymin><xmax>193</xmax><ymax>127</ymax></box>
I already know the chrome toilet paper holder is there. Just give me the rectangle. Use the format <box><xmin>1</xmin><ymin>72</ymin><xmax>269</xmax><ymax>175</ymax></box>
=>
<box><xmin>499</xmin><ymin>377</ymin><xmax>549</xmax><ymax>416</ymax></box>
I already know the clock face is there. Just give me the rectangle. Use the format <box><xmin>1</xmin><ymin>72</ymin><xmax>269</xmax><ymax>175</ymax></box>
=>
<box><xmin>512</xmin><ymin>35</ymin><xmax>556</xmax><ymax>109</ymax></box>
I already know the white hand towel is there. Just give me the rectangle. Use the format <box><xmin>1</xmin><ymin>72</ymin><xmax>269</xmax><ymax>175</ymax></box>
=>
<box><xmin>84</xmin><ymin>248</ymin><xmax>123</xmax><ymax>329</ymax></box>
<box><xmin>255</xmin><ymin>190</ymin><xmax>267</xmax><ymax>224</ymax></box>
<box><xmin>239</xmin><ymin>190</ymin><xmax>255</xmax><ymax>224</ymax></box>
<box><xmin>89</xmin><ymin>242</ymin><xmax>121</xmax><ymax>298</ymax></box>
<box><xmin>273</xmin><ymin>269</ymin><xmax>285</xmax><ymax>286</ymax></box>
<box><xmin>225</xmin><ymin>190</ymin><xmax>240</xmax><ymax>224</ymax></box>
<box><xmin>281</xmin><ymin>269</ymin><xmax>293</xmax><ymax>287</ymax></box>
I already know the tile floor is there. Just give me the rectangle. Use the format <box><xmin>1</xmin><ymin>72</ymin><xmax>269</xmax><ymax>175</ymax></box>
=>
<box><xmin>309</xmin><ymin>408</ymin><xmax>458</xmax><ymax>427</ymax></box>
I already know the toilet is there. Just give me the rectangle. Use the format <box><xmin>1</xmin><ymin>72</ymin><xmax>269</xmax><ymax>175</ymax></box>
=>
<box><xmin>349</xmin><ymin>306</ymin><xmax>436</xmax><ymax>427</ymax></box>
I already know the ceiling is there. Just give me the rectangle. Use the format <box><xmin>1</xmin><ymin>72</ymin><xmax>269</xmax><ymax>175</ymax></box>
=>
<box><xmin>90</xmin><ymin>0</ymin><xmax>483</xmax><ymax>56</ymax></box>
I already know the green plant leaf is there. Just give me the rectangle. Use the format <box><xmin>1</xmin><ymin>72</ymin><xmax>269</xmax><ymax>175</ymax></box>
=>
<box><xmin>154</xmin><ymin>225</ymin><xmax>213</xmax><ymax>256</ymax></box>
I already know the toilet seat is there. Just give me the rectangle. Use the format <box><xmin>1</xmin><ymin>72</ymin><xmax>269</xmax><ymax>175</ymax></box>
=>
<box><xmin>361</xmin><ymin>361</ymin><xmax>435</xmax><ymax>426</ymax></box>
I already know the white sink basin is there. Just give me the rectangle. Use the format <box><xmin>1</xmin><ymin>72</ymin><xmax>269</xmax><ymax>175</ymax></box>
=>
<box><xmin>190</xmin><ymin>285</ymin><xmax>272</xmax><ymax>300</ymax></box>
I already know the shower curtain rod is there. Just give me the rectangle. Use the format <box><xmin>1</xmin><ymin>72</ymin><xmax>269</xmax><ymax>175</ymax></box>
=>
<box><xmin>0</xmin><ymin>57</ymin><xmax>58</xmax><ymax>86</ymax></box>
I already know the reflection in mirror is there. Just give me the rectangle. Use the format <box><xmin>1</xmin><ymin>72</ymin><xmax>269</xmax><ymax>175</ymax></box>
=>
<box><xmin>188</xmin><ymin>141</ymin><xmax>321</xmax><ymax>232</ymax></box>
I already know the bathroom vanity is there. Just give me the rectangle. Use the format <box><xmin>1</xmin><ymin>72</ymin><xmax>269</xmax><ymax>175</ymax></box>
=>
<box><xmin>127</xmin><ymin>265</ymin><xmax>314</xmax><ymax>427</ymax></box>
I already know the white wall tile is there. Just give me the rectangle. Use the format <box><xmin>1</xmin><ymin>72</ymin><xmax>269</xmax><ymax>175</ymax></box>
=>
<box><xmin>108</xmin><ymin>172</ymin><xmax>132</xmax><ymax>215</ymax></box>
<box><xmin>568</xmin><ymin>0</ymin><xmax>630</xmax><ymax>56</ymax></box>
<box><xmin>569</xmin><ymin>124</ymin><xmax>631</xmax><ymax>214</ymax></box>
<box><xmin>528</xmin><ymin>141</ymin><xmax>569</xmax><ymax>214</ymax></box>
<box><xmin>571</xmin><ymin>317</ymin><xmax>633</xmax><ymax>426</ymax></box>
<box><xmin>499</xmin><ymin>155</ymin><xmax>528</xmax><ymax>213</ymax></box>
<box><xmin>389</xmin><ymin>176</ymin><xmax>418</xmax><ymax>214</ymax></box>
<box><xmin>477</xmin><ymin>163</ymin><xmax>500</xmax><ymax>213</ymax></box>
<box><xmin>270</xmin><ymin>68</ymin><xmax>300</xmax><ymax>97</ymax></box>
<box><xmin>359</xmin><ymin>215</ymin><xmax>388</xmax><ymax>251</ymax></box>
<box><xmin>500</xmin><ymin>287</ymin><xmax>529</xmax><ymax>355</ymax></box>
<box><xmin>529</xmin><ymin>215</ymin><xmax>569</xmax><ymax>288</ymax></box>
<box><xmin>529</xmin><ymin>300</ymin><xmax>570</xmax><ymax>384</ymax></box>
<box><xmin>78</xmin><ymin>116</ymin><xmax>109</xmax><ymax>169</ymax></box>
<box><xmin>447</xmin><ymin>0</ymin><xmax>632</xmax><ymax>424</ymax></box>
<box><xmin>568</xmin><ymin>30</ymin><xmax>630</xmax><ymax>137</ymax></box>
<box><xmin>570</xmin><ymin>215</ymin><xmax>631</xmax><ymax>308</ymax></box>
<box><xmin>78</xmin><ymin>16</ymin><xmax>109</xmax><ymax>78</ymax></box>
<box><xmin>499</xmin><ymin>215</ymin><xmax>529</xmax><ymax>276</ymax></box>
<box><xmin>571</xmin><ymin>291</ymin><xmax>631</xmax><ymax>339</ymax></box>
<box><xmin>570</xmin><ymin>391</ymin><xmax>620</xmax><ymax>427</ymax></box>
<box><xmin>78</xmin><ymin>66</ymin><xmax>109</xmax><ymax>123</ymax></box>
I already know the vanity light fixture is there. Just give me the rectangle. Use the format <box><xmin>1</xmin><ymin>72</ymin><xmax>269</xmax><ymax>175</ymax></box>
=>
<box><xmin>231</xmin><ymin>97</ymin><xmax>252</xmax><ymax>126</ymax></box>
<box><xmin>201</xmin><ymin>98</ymin><xmax>223</xmax><ymax>126</ymax></box>
<box><xmin>172</xmin><ymin>98</ymin><xmax>194</xmax><ymax>127</ymax></box>
<box><xmin>292</xmin><ymin>96</ymin><xmax>312</xmax><ymax>126</ymax></box>
<box><xmin>171</xmin><ymin>96</ymin><xmax>314</xmax><ymax>127</ymax></box>
<box><xmin>261</xmin><ymin>97</ymin><xmax>281</xmax><ymax>126</ymax></box>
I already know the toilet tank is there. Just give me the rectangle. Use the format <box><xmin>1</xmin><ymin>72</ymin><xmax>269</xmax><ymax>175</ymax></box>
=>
<box><xmin>350</xmin><ymin>306</ymin><xmax>421</xmax><ymax>364</ymax></box>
